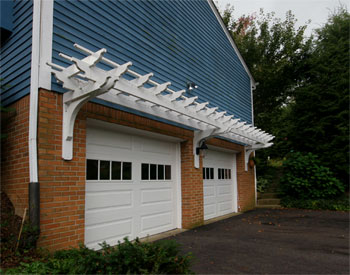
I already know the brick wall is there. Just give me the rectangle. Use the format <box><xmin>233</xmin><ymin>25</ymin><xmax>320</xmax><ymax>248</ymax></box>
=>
<box><xmin>206</xmin><ymin>138</ymin><xmax>256</xmax><ymax>212</ymax></box>
<box><xmin>181</xmin><ymin>139</ymin><xmax>204</xmax><ymax>228</ymax></box>
<box><xmin>1</xmin><ymin>95</ymin><xmax>30</xmax><ymax>217</ymax></box>
<box><xmin>4</xmin><ymin>89</ymin><xmax>256</xmax><ymax>251</ymax></box>
<box><xmin>37</xmin><ymin>90</ymin><xmax>86</xmax><ymax>250</ymax></box>
<box><xmin>37</xmin><ymin>89</ymin><xmax>198</xmax><ymax>250</ymax></box>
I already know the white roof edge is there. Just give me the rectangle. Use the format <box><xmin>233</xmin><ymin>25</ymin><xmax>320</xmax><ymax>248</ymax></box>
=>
<box><xmin>207</xmin><ymin>0</ymin><xmax>256</xmax><ymax>85</ymax></box>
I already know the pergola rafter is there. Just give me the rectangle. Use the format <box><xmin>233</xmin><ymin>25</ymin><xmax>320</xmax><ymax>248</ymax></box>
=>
<box><xmin>48</xmin><ymin>44</ymin><xmax>273</xmax><ymax>169</ymax></box>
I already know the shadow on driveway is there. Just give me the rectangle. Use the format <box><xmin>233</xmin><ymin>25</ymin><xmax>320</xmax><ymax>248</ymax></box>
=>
<box><xmin>167</xmin><ymin>209</ymin><xmax>349</xmax><ymax>274</ymax></box>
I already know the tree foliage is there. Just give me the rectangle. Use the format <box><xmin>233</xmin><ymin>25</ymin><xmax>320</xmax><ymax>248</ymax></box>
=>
<box><xmin>280</xmin><ymin>152</ymin><xmax>344</xmax><ymax>199</ymax></box>
<box><xmin>220</xmin><ymin>5</ymin><xmax>349</xmax><ymax>186</ymax></box>
<box><xmin>287</xmin><ymin>8</ymin><xmax>350</xmax><ymax>184</ymax></box>
<box><xmin>222</xmin><ymin>6</ymin><xmax>313</xmax><ymax>133</ymax></box>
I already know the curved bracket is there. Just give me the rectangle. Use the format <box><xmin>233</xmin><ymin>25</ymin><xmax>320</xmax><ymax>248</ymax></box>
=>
<box><xmin>244</xmin><ymin>149</ymin><xmax>255</xmax><ymax>171</ymax></box>
<box><xmin>62</xmin><ymin>74</ymin><xmax>129</xmax><ymax>160</ymax></box>
<box><xmin>244</xmin><ymin>142</ymin><xmax>274</xmax><ymax>171</ymax></box>
<box><xmin>48</xmin><ymin>47</ymin><xmax>131</xmax><ymax>160</ymax></box>
<box><xmin>193</xmin><ymin>128</ymin><xmax>224</xmax><ymax>168</ymax></box>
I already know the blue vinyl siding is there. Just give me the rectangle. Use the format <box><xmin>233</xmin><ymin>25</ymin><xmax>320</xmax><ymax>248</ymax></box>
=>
<box><xmin>0</xmin><ymin>0</ymin><xmax>32</xmax><ymax>107</ymax></box>
<box><xmin>52</xmin><ymin>0</ymin><xmax>252</xmax><ymax>123</ymax></box>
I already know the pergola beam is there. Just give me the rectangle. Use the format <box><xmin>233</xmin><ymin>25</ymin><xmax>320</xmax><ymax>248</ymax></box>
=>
<box><xmin>48</xmin><ymin>44</ymin><xmax>274</xmax><ymax>165</ymax></box>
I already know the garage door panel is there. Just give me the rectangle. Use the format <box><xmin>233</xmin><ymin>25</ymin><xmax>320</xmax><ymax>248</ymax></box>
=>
<box><xmin>87</xmin><ymin>128</ymin><xmax>132</xmax><ymax>150</ymax></box>
<box><xmin>204</xmin><ymin>204</ymin><xmax>216</xmax><ymax>218</ymax></box>
<box><xmin>85</xmin><ymin>218</ymin><xmax>133</xmax><ymax>249</ymax></box>
<box><xmin>85</xmin><ymin>204</ymin><xmax>138</xmax><ymax>223</ymax></box>
<box><xmin>204</xmin><ymin>185</ymin><xmax>215</xmax><ymax>197</ymax></box>
<box><xmin>141</xmin><ymin>188</ymin><xmax>172</xmax><ymax>205</ymax></box>
<box><xmin>139</xmin><ymin>202</ymin><xmax>173</xmax><ymax>216</ymax></box>
<box><xmin>86</xmin><ymin>125</ymin><xmax>178</xmax><ymax>248</ymax></box>
<box><xmin>141</xmin><ymin>139</ymin><xmax>174</xmax><ymax>155</ymax></box>
<box><xmin>85</xmin><ymin>190</ymin><xmax>133</xmax><ymax>210</ymax></box>
<box><xmin>204</xmin><ymin>150</ymin><xmax>236</xmax><ymax>220</ymax></box>
<box><xmin>140</xmin><ymin>211</ymin><xmax>173</xmax><ymax>232</ymax></box>
<box><xmin>86</xmin><ymin>183</ymin><xmax>136</xmax><ymax>193</ymax></box>
<box><xmin>217</xmin><ymin>184</ymin><xmax>232</xmax><ymax>195</ymax></box>
<box><xmin>218</xmin><ymin>201</ymin><xmax>232</xmax><ymax>212</ymax></box>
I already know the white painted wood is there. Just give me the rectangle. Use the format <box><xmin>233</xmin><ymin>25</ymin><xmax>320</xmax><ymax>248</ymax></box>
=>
<box><xmin>175</xmin><ymin>143</ymin><xmax>182</xmax><ymax>228</ymax></box>
<box><xmin>48</xmin><ymin>44</ymin><xmax>274</xmax><ymax>161</ymax></box>
<box><xmin>38</xmin><ymin>0</ymin><xmax>53</xmax><ymax>90</ymax></box>
<box><xmin>203</xmin><ymin>150</ymin><xmax>237</xmax><ymax>220</ymax></box>
<box><xmin>85</xmin><ymin>125</ymin><xmax>179</xmax><ymax>249</ymax></box>
<box><xmin>28</xmin><ymin>0</ymin><xmax>41</xmax><ymax>183</ymax></box>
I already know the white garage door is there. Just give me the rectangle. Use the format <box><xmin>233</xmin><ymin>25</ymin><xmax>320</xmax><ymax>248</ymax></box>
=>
<box><xmin>85</xmin><ymin>124</ymin><xmax>179</xmax><ymax>249</ymax></box>
<box><xmin>203</xmin><ymin>149</ymin><xmax>237</xmax><ymax>220</ymax></box>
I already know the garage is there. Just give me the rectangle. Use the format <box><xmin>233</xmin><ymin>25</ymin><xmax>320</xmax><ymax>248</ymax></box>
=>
<box><xmin>85</xmin><ymin>121</ymin><xmax>181</xmax><ymax>249</ymax></box>
<box><xmin>203</xmin><ymin>148</ymin><xmax>238</xmax><ymax>220</ymax></box>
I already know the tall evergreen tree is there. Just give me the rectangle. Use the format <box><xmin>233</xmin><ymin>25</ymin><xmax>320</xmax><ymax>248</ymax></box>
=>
<box><xmin>288</xmin><ymin>8</ymin><xmax>350</xmax><ymax>184</ymax></box>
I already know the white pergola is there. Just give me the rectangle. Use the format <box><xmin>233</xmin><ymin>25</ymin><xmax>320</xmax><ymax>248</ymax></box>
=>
<box><xmin>48</xmin><ymin>44</ymin><xmax>273</xmax><ymax>170</ymax></box>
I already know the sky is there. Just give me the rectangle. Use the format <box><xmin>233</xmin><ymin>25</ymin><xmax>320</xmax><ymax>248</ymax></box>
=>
<box><xmin>215</xmin><ymin>0</ymin><xmax>349</xmax><ymax>36</ymax></box>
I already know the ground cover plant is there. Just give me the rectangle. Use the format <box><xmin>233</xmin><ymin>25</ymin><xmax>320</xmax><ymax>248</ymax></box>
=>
<box><xmin>1</xmin><ymin>191</ymin><xmax>193</xmax><ymax>274</ymax></box>
<box><xmin>0</xmin><ymin>192</ymin><xmax>42</xmax><ymax>270</ymax></box>
<box><xmin>4</xmin><ymin>238</ymin><xmax>193</xmax><ymax>274</ymax></box>
<box><xmin>280</xmin><ymin>195</ymin><xmax>349</xmax><ymax>211</ymax></box>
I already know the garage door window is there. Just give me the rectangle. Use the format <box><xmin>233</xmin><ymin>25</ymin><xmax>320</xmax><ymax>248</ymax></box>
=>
<box><xmin>86</xmin><ymin>159</ymin><xmax>132</xmax><ymax>180</ymax></box>
<box><xmin>203</xmin><ymin>167</ymin><xmax>214</xmax><ymax>180</ymax></box>
<box><xmin>86</xmin><ymin>159</ymin><xmax>98</xmax><ymax>180</ymax></box>
<box><xmin>142</xmin><ymin>163</ymin><xmax>171</xmax><ymax>181</ymax></box>
<box><xmin>218</xmin><ymin>168</ymin><xmax>231</xmax><ymax>180</ymax></box>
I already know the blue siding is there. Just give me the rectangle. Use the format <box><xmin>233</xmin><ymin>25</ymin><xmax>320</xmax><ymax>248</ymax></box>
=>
<box><xmin>0</xmin><ymin>0</ymin><xmax>33</xmax><ymax>107</ymax></box>
<box><xmin>52</xmin><ymin>0</ymin><xmax>252</xmax><ymax>123</ymax></box>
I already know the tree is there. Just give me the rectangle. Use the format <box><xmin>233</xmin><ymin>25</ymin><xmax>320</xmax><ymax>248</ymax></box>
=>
<box><xmin>221</xmin><ymin>6</ymin><xmax>313</xmax><ymax>134</ymax></box>
<box><xmin>287</xmin><ymin>8</ymin><xmax>350</xmax><ymax>185</ymax></box>
<box><xmin>220</xmin><ymin>5</ymin><xmax>349</xmax><ymax>186</ymax></box>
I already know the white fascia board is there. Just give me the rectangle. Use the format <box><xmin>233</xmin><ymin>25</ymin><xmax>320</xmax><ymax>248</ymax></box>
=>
<box><xmin>207</xmin><ymin>0</ymin><xmax>256</xmax><ymax>85</ymax></box>
<box><xmin>38</xmin><ymin>0</ymin><xmax>53</xmax><ymax>90</ymax></box>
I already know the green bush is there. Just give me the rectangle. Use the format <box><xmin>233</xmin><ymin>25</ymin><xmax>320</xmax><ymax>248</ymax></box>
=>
<box><xmin>257</xmin><ymin>177</ymin><xmax>270</xmax><ymax>193</ymax></box>
<box><xmin>5</xmin><ymin>238</ymin><xmax>193</xmax><ymax>274</ymax></box>
<box><xmin>280</xmin><ymin>152</ymin><xmax>345</xmax><ymax>199</ymax></box>
<box><xmin>281</xmin><ymin>196</ymin><xmax>350</xmax><ymax>211</ymax></box>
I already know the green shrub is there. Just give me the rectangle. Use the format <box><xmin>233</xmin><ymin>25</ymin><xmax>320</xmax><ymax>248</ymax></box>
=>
<box><xmin>5</xmin><ymin>238</ymin><xmax>193</xmax><ymax>274</ymax></box>
<box><xmin>257</xmin><ymin>177</ymin><xmax>270</xmax><ymax>193</ymax></box>
<box><xmin>280</xmin><ymin>152</ymin><xmax>345</xmax><ymax>199</ymax></box>
<box><xmin>281</xmin><ymin>196</ymin><xmax>350</xmax><ymax>211</ymax></box>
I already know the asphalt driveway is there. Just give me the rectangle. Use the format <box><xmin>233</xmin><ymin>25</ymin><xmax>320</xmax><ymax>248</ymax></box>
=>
<box><xmin>167</xmin><ymin>209</ymin><xmax>349</xmax><ymax>274</ymax></box>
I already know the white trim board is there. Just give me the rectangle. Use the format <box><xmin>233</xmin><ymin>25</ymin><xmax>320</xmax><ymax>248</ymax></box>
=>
<box><xmin>38</xmin><ymin>0</ymin><xmax>53</xmax><ymax>90</ymax></box>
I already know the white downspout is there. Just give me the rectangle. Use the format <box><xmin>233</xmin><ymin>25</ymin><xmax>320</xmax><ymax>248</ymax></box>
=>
<box><xmin>28</xmin><ymin>0</ymin><xmax>41</xmax><ymax>231</ymax></box>
<box><xmin>29</xmin><ymin>0</ymin><xmax>40</xmax><ymax>184</ymax></box>
<box><xmin>28</xmin><ymin>0</ymin><xmax>53</xmax><ymax>232</ymax></box>
<box><xmin>251</xmin><ymin>80</ymin><xmax>258</xmax><ymax>206</ymax></box>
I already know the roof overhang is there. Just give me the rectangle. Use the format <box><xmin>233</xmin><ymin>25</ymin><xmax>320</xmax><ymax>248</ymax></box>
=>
<box><xmin>48</xmin><ymin>44</ymin><xmax>273</xmax><ymax>169</ymax></box>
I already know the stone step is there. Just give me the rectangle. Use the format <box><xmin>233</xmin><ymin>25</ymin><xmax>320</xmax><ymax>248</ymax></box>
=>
<box><xmin>258</xmin><ymin>198</ymin><xmax>281</xmax><ymax>206</ymax></box>
<box><xmin>260</xmin><ymin>193</ymin><xmax>280</xmax><ymax>199</ymax></box>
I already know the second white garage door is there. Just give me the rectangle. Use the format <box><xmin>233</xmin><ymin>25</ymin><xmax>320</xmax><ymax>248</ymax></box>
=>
<box><xmin>85</xmin><ymin>122</ymin><xmax>180</xmax><ymax>249</ymax></box>
<box><xmin>203</xmin><ymin>149</ymin><xmax>237</xmax><ymax>220</ymax></box>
